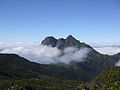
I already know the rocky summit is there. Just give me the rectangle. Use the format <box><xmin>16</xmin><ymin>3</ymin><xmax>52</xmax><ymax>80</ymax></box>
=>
<box><xmin>41</xmin><ymin>35</ymin><xmax>92</xmax><ymax>49</ymax></box>
<box><xmin>41</xmin><ymin>36</ymin><xmax>57</xmax><ymax>47</ymax></box>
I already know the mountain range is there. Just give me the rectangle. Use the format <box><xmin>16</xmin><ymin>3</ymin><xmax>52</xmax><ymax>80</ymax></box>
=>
<box><xmin>41</xmin><ymin>35</ymin><xmax>120</xmax><ymax>81</ymax></box>
<box><xmin>0</xmin><ymin>35</ymin><xmax>120</xmax><ymax>89</ymax></box>
<box><xmin>41</xmin><ymin>35</ymin><xmax>92</xmax><ymax>49</ymax></box>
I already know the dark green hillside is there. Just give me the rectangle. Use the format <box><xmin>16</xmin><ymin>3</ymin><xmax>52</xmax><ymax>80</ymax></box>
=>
<box><xmin>91</xmin><ymin>66</ymin><xmax>120</xmax><ymax>90</ymax></box>
<box><xmin>0</xmin><ymin>54</ymin><xmax>84</xmax><ymax>81</ymax></box>
<box><xmin>1</xmin><ymin>66</ymin><xmax>120</xmax><ymax>90</ymax></box>
<box><xmin>0</xmin><ymin>54</ymin><xmax>120</xmax><ymax>90</ymax></box>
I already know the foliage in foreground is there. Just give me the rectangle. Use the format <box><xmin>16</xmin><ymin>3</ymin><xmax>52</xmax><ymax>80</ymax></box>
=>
<box><xmin>90</xmin><ymin>66</ymin><xmax>120</xmax><ymax>90</ymax></box>
<box><xmin>1</xmin><ymin>66</ymin><xmax>120</xmax><ymax>90</ymax></box>
<box><xmin>0</xmin><ymin>77</ymin><xmax>85</xmax><ymax>90</ymax></box>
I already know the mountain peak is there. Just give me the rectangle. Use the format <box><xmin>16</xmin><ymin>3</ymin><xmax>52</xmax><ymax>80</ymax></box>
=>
<box><xmin>41</xmin><ymin>35</ymin><xmax>92</xmax><ymax>49</ymax></box>
<box><xmin>45</xmin><ymin>36</ymin><xmax>56</xmax><ymax>39</ymax></box>
<box><xmin>66</xmin><ymin>35</ymin><xmax>76</xmax><ymax>40</ymax></box>
<box><xmin>41</xmin><ymin>36</ymin><xmax>57</xmax><ymax>47</ymax></box>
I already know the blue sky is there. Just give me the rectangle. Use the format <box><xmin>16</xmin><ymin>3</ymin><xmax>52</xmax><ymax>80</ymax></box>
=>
<box><xmin>0</xmin><ymin>0</ymin><xmax>120</xmax><ymax>42</ymax></box>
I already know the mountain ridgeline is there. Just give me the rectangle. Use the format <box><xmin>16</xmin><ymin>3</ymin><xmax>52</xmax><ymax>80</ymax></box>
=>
<box><xmin>41</xmin><ymin>35</ymin><xmax>92</xmax><ymax>49</ymax></box>
<box><xmin>0</xmin><ymin>35</ymin><xmax>119</xmax><ymax>89</ymax></box>
<box><xmin>41</xmin><ymin>35</ymin><xmax>120</xmax><ymax>81</ymax></box>
<box><xmin>0</xmin><ymin>35</ymin><xmax>120</xmax><ymax>83</ymax></box>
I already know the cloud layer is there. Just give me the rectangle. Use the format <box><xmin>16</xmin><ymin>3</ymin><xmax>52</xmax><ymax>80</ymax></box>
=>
<box><xmin>0</xmin><ymin>42</ymin><xmax>90</xmax><ymax>64</ymax></box>
<box><xmin>0</xmin><ymin>42</ymin><xmax>120</xmax><ymax>65</ymax></box>
<box><xmin>90</xmin><ymin>42</ymin><xmax>120</xmax><ymax>55</ymax></box>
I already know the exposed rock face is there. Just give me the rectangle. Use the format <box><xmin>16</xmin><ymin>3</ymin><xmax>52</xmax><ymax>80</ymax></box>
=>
<box><xmin>63</xmin><ymin>35</ymin><xmax>81</xmax><ymax>49</ymax></box>
<box><xmin>41</xmin><ymin>35</ymin><xmax>92</xmax><ymax>49</ymax></box>
<box><xmin>41</xmin><ymin>36</ymin><xmax>57</xmax><ymax>47</ymax></box>
<box><xmin>56</xmin><ymin>38</ymin><xmax>65</xmax><ymax>49</ymax></box>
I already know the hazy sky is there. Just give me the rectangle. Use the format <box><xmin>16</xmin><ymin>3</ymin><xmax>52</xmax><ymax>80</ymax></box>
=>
<box><xmin>0</xmin><ymin>0</ymin><xmax>120</xmax><ymax>42</ymax></box>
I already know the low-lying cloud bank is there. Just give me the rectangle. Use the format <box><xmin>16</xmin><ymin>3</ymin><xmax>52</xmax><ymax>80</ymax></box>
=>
<box><xmin>90</xmin><ymin>42</ymin><xmax>120</xmax><ymax>55</ymax></box>
<box><xmin>0</xmin><ymin>42</ymin><xmax>120</xmax><ymax>65</ymax></box>
<box><xmin>0</xmin><ymin>42</ymin><xmax>90</xmax><ymax>64</ymax></box>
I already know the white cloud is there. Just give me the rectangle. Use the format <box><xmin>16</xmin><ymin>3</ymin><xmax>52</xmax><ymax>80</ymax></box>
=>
<box><xmin>0</xmin><ymin>42</ymin><xmax>120</xmax><ymax>64</ymax></box>
<box><xmin>57</xmin><ymin>47</ymin><xmax>90</xmax><ymax>64</ymax></box>
<box><xmin>89</xmin><ymin>42</ymin><xmax>120</xmax><ymax>55</ymax></box>
<box><xmin>0</xmin><ymin>42</ymin><xmax>90</xmax><ymax>64</ymax></box>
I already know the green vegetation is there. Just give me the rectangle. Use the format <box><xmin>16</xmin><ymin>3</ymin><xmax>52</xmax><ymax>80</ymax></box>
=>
<box><xmin>91</xmin><ymin>66</ymin><xmax>120</xmax><ymax>90</ymax></box>
<box><xmin>0</xmin><ymin>54</ymin><xmax>120</xmax><ymax>90</ymax></box>
<box><xmin>0</xmin><ymin>77</ymin><xmax>83</xmax><ymax>90</ymax></box>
